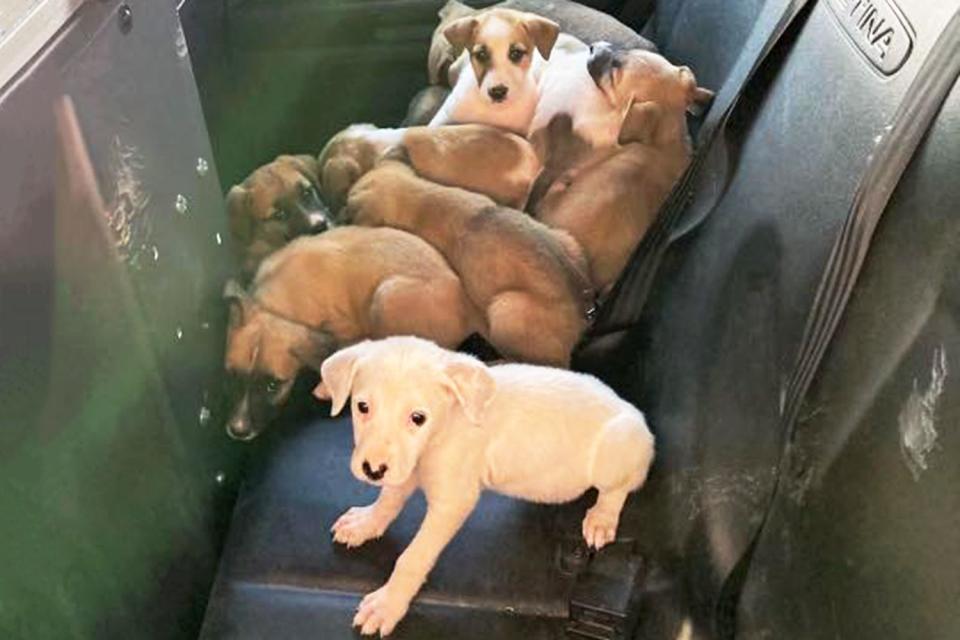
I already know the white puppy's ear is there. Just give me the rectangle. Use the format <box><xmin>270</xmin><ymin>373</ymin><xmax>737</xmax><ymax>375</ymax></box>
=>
<box><xmin>443</xmin><ymin>16</ymin><xmax>479</xmax><ymax>54</ymax></box>
<box><xmin>442</xmin><ymin>356</ymin><xmax>496</xmax><ymax>424</ymax></box>
<box><xmin>320</xmin><ymin>341</ymin><xmax>371</xmax><ymax>416</ymax></box>
<box><xmin>523</xmin><ymin>15</ymin><xmax>560</xmax><ymax>60</ymax></box>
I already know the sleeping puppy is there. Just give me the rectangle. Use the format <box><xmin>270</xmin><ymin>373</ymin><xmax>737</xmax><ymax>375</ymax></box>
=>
<box><xmin>226</xmin><ymin>155</ymin><xmax>330</xmax><ymax>279</ymax></box>
<box><xmin>222</xmin><ymin>226</ymin><xmax>480</xmax><ymax>441</ymax></box>
<box><xmin>532</xmin><ymin>41</ymin><xmax>713</xmax><ymax>153</ymax></box>
<box><xmin>342</xmin><ymin>159</ymin><xmax>591</xmax><ymax>368</ymax></box>
<box><xmin>532</xmin><ymin>47</ymin><xmax>714</xmax><ymax>292</ymax></box>
<box><xmin>428</xmin><ymin>8</ymin><xmax>560</xmax><ymax>135</ymax></box>
<box><xmin>318</xmin><ymin>123</ymin><xmax>541</xmax><ymax>212</ymax></box>
<box><xmin>322</xmin><ymin>336</ymin><xmax>655</xmax><ymax>636</ymax></box>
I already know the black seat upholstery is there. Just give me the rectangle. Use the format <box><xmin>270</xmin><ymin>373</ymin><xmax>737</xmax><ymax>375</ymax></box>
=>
<box><xmin>200</xmin><ymin>417</ymin><xmax>576</xmax><ymax>639</ymax></box>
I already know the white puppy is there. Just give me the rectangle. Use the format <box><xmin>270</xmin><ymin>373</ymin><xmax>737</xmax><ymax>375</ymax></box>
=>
<box><xmin>429</xmin><ymin>8</ymin><xmax>560</xmax><ymax>135</ymax></box>
<box><xmin>319</xmin><ymin>336</ymin><xmax>655</xmax><ymax>636</ymax></box>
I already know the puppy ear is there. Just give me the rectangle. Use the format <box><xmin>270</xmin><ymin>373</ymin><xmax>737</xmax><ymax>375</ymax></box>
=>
<box><xmin>283</xmin><ymin>154</ymin><xmax>321</xmax><ymax>188</ymax></box>
<box><xmin>320</xmin><ymin>157</ymin><xmax>361</xmax><ymax>212</ymax></box>
<box><xmin>618</xmin><ymin>100</ymin><xmax>667</xmax><ymax>146</ymax></box>
<box><xmin>320</xmin><ymin>341</ymin><xmax>372</xmax><ymax>416</ymax></box>
<box><xmin>442</xmin><ymin>355</ymin><xmax>496</xmax><ymax>424</ymax></box>
<box><xmin>443</xmin><ymin>16</ymin><xmax>479</xmax><ymax>54</ymax></box>
<box><xmin>523</xmin><ymin>15</ymin><xmax>560</xmax><ymax>60</ymax></box>
<box><xmin>223</xmin><ymin>278</ymin><xmax>252</xmax><ymax>327</ymax></box>
<box><xmin>292</xmin><ymin>328</ymin><xmax>338</xmax><ymax>374</ymax></box>
<box><xmin>226</xmin><ymin>185</ymin><xmax>253</xmax><ymax>243</ymax></box>
<box><xmin>679</xmin><ymin>66</ymin><xmax>715</xmax><ymax>116</ymax></box>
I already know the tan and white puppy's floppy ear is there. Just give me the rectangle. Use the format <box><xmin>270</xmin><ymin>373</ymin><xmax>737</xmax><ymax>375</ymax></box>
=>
<box><xmin>442</xmin><ymin>354</ymin><xmax>496</xmax><ymax>424</ymax></box>
<box><xmin>320</xmin><ymin>340</ymin><xmax>372</xmax><ymax>416</ymax></box>
<box><xmin>443</xmin><ymin>15</ymin><xmax>479</xmax><ymax>53</ymax></box>
<box><xmin>523</xmin><ymin>14</ymin><xmax>560</xmax><ymax>60</ymax></box>
<box><xmin>679</xmin><ymin>66</ymin><xmax>715</xmax><ymax>116</ymax></box>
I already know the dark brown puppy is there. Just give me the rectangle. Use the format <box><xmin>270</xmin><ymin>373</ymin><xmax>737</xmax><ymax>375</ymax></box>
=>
<box><xmin>343</xmin><ymin>160</ymin><xmax>591</xmax><ymax>368</ymax></box>
<box><xmin>223</xmin><ymin>226</ymin><xmax>481</xmax><ymax>440</ymax></box>
<box><xmin>226</xmin><ymin>155</ymin><xmax>330</xmax><ymax>278</ymax></box>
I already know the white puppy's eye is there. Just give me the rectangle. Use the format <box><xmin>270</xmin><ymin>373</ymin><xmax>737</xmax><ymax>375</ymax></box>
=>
<box><xmin>473</xmin><ymin>47</ymin><xmax>490</xmax><ymax>64</ymax></box>
<box><xmin>357</xmin><ymin>401</ymin><xmax>369</xmax><ymax>414</ymax></box>
<box><xmin>410</xmin><ymin>411</ymin><xmax>427</xmax><ymax>427</ymax></box>
<box><xmin>508</xmin><ymin>46</ymin><xmax>525</xmax><ymax>63</ymax></box>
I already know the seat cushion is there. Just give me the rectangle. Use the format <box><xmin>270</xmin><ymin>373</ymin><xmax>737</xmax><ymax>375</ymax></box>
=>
<box><xmin>200</xmin><ymin>416</ymin><xmax>577</xmax><ymax>639</ymax></box>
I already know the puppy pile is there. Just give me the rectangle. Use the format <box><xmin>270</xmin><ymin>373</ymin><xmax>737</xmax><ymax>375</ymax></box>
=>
<box><xmin>222</xmin><ymin>0</ymin><xmax>713</xmax><ymax>634</ymax></box>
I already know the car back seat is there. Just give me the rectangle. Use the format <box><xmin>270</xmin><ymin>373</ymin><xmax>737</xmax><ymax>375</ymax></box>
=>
<box><xmin>199</xmin><ymin>1</ymin><xmax>960</xmax><ymax>638</ymax></box>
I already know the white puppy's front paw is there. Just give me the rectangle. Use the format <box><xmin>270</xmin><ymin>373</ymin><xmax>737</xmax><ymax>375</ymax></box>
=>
<box><xmin>353</xmin><ymin>583</ymin><xmax>410</xmax><ymax>637</ymax></box>
<box><xmin>331</xmin><ymin>506</ymin><xmax>386</xmax><ymax>548</ymax></box>
<box><xmin>582</xmin><ymin>506</ymin><xmax>619</xmax><ymax>550</ymax></box>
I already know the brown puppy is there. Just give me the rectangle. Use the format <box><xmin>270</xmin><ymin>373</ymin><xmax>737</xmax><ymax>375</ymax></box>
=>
<box><xmin>343</xmin><ymin>160</ymin><xmax>592</xmax><ymax>367</ymax></box>
<box><xmin>226</xmin><ymin>155</ymin><xmax>330</xmax><ymax>278</ymax></box>
<box><xmin>223</xmin><ymin>226</ymin><xmax>481</xmax><ymax>440</ymax></box>
<box><xmin>318</xmin><ymin>123</ymin><xmax>541</xmax><ymax>213</ymax></box>
<box><xmin>531</xmin><ymin>44</ymin><xmax>714</xmax><ymax>293</ymax></box>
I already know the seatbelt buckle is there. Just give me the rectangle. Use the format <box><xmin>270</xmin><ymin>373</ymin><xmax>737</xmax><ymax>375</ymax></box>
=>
<box><xmin>566</xmin><ymin>545</ymin><xmax>645</xmax><ymax>640</ymax></box>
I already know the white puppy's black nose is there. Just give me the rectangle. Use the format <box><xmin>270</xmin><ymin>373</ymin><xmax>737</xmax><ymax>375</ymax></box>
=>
<box><xmin>488</xmin><ymin>85</ymin><xmax>508</xmax><ymax>103</ymax></box>
<box><xmin>362</xmin><ymin>460</ymin><xmax>388</xmax><ymax>481</ymax></box>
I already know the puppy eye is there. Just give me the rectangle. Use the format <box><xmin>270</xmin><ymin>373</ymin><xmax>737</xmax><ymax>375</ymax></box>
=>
<box><xmin>410</xmin><ymin>411</ymin><xmax>427</xmax><ymax>427</ymax></box>
<box><xmin>473</xmin><ymin>47</ymin><xmax>490</xmax><ymax>64</ymax></box>
<box><xmin>263</xmin><ymin>377</ymin><xmax>282</xmax><ymax>394</ymax></box>
<box><xmin>300</xmin><ymin>182</ymin><xmax>313</xmax><ymax>199</ymax></box>
<box><xmin>508</xmin><ymin>46</ymin><xmax>525</xmax><ymax>63</ymax></box>
<box><xmin>357</xmin><ymin>401</ymin><xmax>370</xmax><ymax>414</ymax></box>
<box><xmin>270</xmin><ymin>207</ymin><xmax>289</xmax><ymax>221</ymax></box>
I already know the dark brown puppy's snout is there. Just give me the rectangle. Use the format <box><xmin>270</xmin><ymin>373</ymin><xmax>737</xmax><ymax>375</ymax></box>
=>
<box><xmin>226</xmin><ymin>412</ymin><xmax>255</xmax><ymax>441</ymax></box>
<box><xmin>362</xmin><ymin>460</ymin><xmax>388</xmax><ymax>481</ymax></box>
<box><xmin>488</xmin><ymin>84</ymin><xmax>508</xmax><ymax>103</ymax></box>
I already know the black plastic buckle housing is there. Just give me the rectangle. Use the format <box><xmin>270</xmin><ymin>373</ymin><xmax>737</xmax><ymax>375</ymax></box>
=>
<box><xmin>566</xmin><ymin>545</ymin><xmax>645</xmax><ymax>640</ymax></box>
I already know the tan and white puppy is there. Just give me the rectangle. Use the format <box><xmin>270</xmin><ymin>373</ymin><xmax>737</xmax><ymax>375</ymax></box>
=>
<box><xmin>322</xmin><ymin>336</ymin><xmax>655</xmax><ymax>637</ymax></box>
<box><xmin>428</xmin><ymin>8</ymin><xmax>560</xmax><ymax>135</ymax></box>
<box><xmin>318</xmin><ymin>123</ymin><xmax>542</xmax><ymax>213</ymax></box>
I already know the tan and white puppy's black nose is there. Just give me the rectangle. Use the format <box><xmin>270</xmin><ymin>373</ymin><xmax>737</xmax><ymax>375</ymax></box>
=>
<box><xmin>362</xmin><ymin>460</ymin><xmax>388</xmax><ymax>481</ymax></box>
<box><xmin>488</xmin><ymin>84</ymin><xmax>508</xmax><ymax>102</ymax></box>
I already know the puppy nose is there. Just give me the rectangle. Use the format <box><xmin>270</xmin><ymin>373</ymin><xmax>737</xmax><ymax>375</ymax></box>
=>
<box><xmin>488</xmin><ymin>85</ymin><xmax>508</xmax><ymax>102</ymax></box>
<box><xmin>362</xmin><ymin>460</ymin><xmax>388</xmax><ymax>481</ymax></box>
<box><xmin>226</xmin><ymin>415</ymin><xmax>254</xmax><ymax>441</ymax></box>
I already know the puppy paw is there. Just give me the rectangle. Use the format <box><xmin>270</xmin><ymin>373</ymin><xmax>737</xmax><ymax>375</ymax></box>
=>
<box><xmin>331</xmin><ymin>506</ymin><xmax>386</xmax><ymax>548</ymax></box>
<box><xmin>582</xmin><ymin>506</ymin><xmax>619</xmax><ymax>550</ymax></box>
<box><xmin>353</xmin><ymin>584</ymin><xmax>410</xmax><ymax>637</ymax></box>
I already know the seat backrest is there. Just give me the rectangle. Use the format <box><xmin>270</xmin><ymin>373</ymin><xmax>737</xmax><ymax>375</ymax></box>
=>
<box><xmin>652</xmin><ymin>0</ymin><xmax>770</xmax><ymax>93</ymax></box>
<box><xmin>603</xmin><ymin>1</ymin><xmax>960</xmax><ymax>636</ymax></box>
